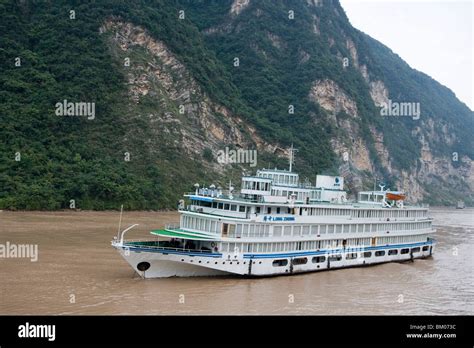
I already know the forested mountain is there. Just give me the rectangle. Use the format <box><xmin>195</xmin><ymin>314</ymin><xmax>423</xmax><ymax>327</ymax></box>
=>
<box><xmin>1</xmin><ymin>0</ymin><xmax>472</xmax><ymax>209</ymax></box>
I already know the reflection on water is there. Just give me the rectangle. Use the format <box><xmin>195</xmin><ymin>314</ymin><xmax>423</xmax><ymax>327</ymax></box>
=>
<box><xmin>0</xmin><ymin>208</ymin><xmax>472</xmax><ymax>315</ymax></box>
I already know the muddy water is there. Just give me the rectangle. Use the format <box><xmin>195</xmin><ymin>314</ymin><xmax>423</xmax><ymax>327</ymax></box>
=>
<box><xmin>0</xmin><ymin>208</ymin><xmax>472</xmax><ymax>315</ymax></box>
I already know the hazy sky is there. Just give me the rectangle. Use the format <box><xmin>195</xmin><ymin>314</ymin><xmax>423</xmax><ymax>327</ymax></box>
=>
<box><xmin>340</xmin><ymin>0</ymin><xmax>473</xmax><ymax>110</ymax></box>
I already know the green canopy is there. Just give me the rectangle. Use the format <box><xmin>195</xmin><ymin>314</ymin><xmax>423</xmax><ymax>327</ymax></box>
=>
<box><xmin>150</xmin><ymin>229</ymin><xmax>218</xmax><ymax>241</ymax></box>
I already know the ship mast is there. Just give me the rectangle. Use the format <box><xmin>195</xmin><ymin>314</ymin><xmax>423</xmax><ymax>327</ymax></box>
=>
<box><xmin>289</xmin><ymin>144</ymin><xmax>298</xmax><ymax>172</ymax></box>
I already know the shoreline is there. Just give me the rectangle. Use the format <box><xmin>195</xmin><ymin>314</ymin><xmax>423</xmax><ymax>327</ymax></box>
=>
<box><xmin>0</xmin><ymin>208</ymin><xmax>178</xmax><ymax>213</ymax></box>
<box><xmin>0</xmin><ymin>206</ymin><xmax>471</xmax><ymax>213</ymax></box>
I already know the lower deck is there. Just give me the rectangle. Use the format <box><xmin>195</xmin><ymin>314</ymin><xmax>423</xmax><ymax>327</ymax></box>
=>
<box><xmin>114</xmin><ymin>239</ymin><xmax>435</xmax><ymax>278</ymax></box>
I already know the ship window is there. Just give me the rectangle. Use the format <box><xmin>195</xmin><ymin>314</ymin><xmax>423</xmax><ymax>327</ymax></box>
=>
<box><xmin>346</xmin><ymin>253</ymin><xmax>358</xmax><ymax>260</ymax></box>
<box><xmin>362</xmin><ymin>251</ymin><xmax>372</xmax><ymax>258</ymax></box>
<box><xmin>411</xmin><ymin>247</ymin><xmax>420</xmax><ymax>253</ymax></box>
<box><xmin>218</xmin><ymin>203</ymin><xmax>223</xmax><ymax>209</ymax></box>
<box><xmin>284</xmin><ymin>226</ymin><xmax>292</xmax><ymax>236</ymax></box>
<box><xmin>272</xmin><ymin>259</ymin><xmax>288</xmax><ymax>267</ymax></box>
<box><xmin>328</xmin><ymin>254</ymin><xmax>342</xmax><ymax>261</ymax></box>
<box><xmin>303</xmin><ymin>226</ymin><xmax>310</xmax><ymax>235</ymax></box>
<box><xmin>267</xmin><ymin>207</ymin><xmax>271</xmax><ymax>214</ymax></box>
<box><xmin>422</xmin><ymin>246</ymin><xmax>429</xmax><ymax>251</ymax></box>
<box><xmin>242</xmin><ymin>224</ymin><xmax>248</xmax><ymax>236</ymax></box>
<box><xmin>212</xmin><ymin>202</ymin><xmax>217</xmax><ymax>208</ymax></box>
<box><xmin>375</xmin><ymin>250</ymin><xmax>385</xmax><ymax>257</ymax></box>
<box><xmin>224</xmin><ymin>204</ymin><xmax>230</xmax><ymax>210</ymax></box>
<box><xmin>293</xmin><ymin>226</ymin><xmax>301</xmax><ymax>236</ymax></box>
<box><xmin>230</xmin><ymin>204</ymin><xmax>237</xmax><ymax>211</ymax></box>
<box><xmin>276</xmin><ymin>207</ymin><xmax>281</xmax><ymax>214</ymax></box>
<box><xmin>273</xmin><ymin>226</ymin><xmax>282</xmax><ymax>237</ymax></box>
<box><xmin>222</xmin><ymin>224</ymin><xmax>229</xmax><ymax>235</ymax></box>
<box><xmin>327</xmin><ymin>225</ymin><xmax>334</xmax><ymax>233</ymax></box>
<box><xmin>257</xmin><ymin>226</ymin><xmax>263</xmax><ymax>238</ymax></box>
<box><xmin>256</xmin><ymin>207</ymin><xmax>261</xmax><ymax>214</ymax></box>
<box><xmin>312</xmin><ymin>256</ymin><xmax>326</xmax><ymax>263</ymax></box>
<box><xmin>292</xmin><ymin>257</ymin><xmax>307</xmax><ymax>265</ymax></box>
<box><xmin>239</xmin><ymin>205</ymin><xmax>246</xmax><ymax>212</ymax></box>
<box><xmin>388</xmin><ymin>249</ymin><xmax>398</xmax><ymax>255</ymax></box>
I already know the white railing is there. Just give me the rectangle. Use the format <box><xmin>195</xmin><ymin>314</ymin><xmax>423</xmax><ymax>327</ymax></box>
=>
<box><xmin>121</xmin><ymin>240</ymin><xmax>215</xmax><ymax>253</ymax></box>
<box><xmin>119</xmin><ymin>224</ymin><xmax>139</xmax><ymax>244</ymax></box>
<box><xmin>165</xmin><ymin>223</ymin><xmax>180</xmax><ymax>230</ymax></box>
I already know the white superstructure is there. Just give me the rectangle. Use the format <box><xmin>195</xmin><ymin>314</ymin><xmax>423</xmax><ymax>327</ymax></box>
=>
<box><xmin>112</xmin><ymin>150</ymin><xmax>436</xmax><ymax>278</ymax></box>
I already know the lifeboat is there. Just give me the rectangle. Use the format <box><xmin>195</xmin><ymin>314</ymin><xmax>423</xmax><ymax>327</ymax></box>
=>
<box><xmin>386</xmin><ymin>192</ymin><xmax>406</xmax><ymax>201</ymax></box>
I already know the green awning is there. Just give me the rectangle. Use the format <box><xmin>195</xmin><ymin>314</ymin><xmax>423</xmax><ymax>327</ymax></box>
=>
<box><xmin>150</xmin><ymin>229</ymin><xmax>218</xmax><ymax>241</ymax></box>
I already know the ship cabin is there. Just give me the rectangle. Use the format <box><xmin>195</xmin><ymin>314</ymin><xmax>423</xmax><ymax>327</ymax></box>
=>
<box><xmin>357</xmin><ymin>191</ymin><xmax>386</xmax><ymax>205</ymax></box>
<box><xmin>357</xmin><ymin>186</ymin><xmax>407</xmax><ymax>208</ymax></box>
<box><xmin>182</xmin><ymin>168</ymin><xmax>348</xmax><ymax>221</ymax></box>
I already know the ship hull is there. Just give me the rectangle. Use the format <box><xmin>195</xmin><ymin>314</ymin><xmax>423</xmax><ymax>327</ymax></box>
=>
<box><xmin>113</xmin><ymin>240</ymin><xmax>435</xmax><ymax>279</ymax></box>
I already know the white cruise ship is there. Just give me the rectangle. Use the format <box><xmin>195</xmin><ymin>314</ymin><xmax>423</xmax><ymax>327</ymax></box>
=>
<box><xmin>112</xmin><ymin>151</ymin><xmax>436</xmax><ymax>278</ymax></box>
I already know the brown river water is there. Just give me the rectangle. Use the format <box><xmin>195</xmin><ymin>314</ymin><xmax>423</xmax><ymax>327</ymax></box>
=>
<box><xmin>0</xmin><ymin>208</ymin><xmax>472</xmax><ymax>315</ymax></box>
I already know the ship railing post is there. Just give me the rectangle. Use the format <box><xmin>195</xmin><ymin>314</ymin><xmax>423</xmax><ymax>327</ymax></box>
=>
<box><xmin>119</xmin><ymin>224</ymin><xmax>140</xmax><ymax>245</ymax></box>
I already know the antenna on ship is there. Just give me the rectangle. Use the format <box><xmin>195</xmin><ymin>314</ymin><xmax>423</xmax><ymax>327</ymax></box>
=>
<box><xmin>289</xmin><ymin>143</ymin><xmax>298</xmax><ymax>172</ymax></box>
<box><xmin>228</xmin><ymin>180</ymin><xmax>234</xmax><ymax>200</ymax></box>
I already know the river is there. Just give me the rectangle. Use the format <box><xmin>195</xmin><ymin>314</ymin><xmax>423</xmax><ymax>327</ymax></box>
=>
<box><xmin>0</xmin><ymin>208</ymin><xmax>472</xmax><ymax>315</ymax></box>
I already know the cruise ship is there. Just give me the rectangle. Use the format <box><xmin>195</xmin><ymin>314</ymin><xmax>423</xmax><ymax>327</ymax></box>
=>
<box><xmin>112</xmin><ymin>150</ymin><xmax>436</xmax><ymax>278</ymax></box>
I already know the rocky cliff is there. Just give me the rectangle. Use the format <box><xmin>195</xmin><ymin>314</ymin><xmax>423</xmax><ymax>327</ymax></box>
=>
<box><xmin>0</xmin><ymin>0</ymin><xmax>472</xmax><ymax>209</ymax></box>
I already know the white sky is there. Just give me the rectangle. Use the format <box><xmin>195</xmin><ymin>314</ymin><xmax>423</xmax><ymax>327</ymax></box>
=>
<box><xmin>340</xmin><ymin>0</ymin><xmax>473</xmax><ymax>110</ymax></box>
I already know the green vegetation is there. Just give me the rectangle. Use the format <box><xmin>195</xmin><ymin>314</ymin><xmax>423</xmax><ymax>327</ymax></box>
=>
<box><xmin>0</xmin><ymin>0</ymin><xmax>471</xmax><ymax>209</ymax></box>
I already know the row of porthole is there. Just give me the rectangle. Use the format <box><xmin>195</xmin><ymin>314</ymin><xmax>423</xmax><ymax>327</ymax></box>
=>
<box><xmin>177</xmin><ymin>246</ymin><xmax>430</xmax><ymax>267</ymax></box>
<box><xmin>272</xmin><ymin>246</ymin><xmax>430</xmax><ymax>267</ymax></box>
<box><xmin>180</xmin><ymin>259</ymin><xmax>263</xmax><ymax>265</ymax></box>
